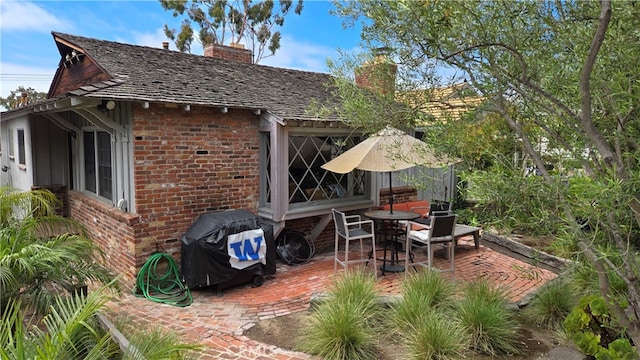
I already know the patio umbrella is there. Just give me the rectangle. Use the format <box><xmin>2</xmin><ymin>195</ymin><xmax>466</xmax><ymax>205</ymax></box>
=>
<box><xmin>321</xmin><ymin>126</ymin><xmax>459</xmax><ymax>213</ymax></box>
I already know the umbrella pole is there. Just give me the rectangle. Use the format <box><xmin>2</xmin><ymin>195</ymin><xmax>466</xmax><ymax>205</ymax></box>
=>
<box><xmin>388</xmin><ymin>172</ymin><xmax>393</xmax><ymax>214</ymax></box>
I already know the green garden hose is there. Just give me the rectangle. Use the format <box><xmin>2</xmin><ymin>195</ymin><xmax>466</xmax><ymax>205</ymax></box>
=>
<box><xmin>133</xmin><ymin>253</ymin><xmax>192</xmax><ymax>307</ymax></box>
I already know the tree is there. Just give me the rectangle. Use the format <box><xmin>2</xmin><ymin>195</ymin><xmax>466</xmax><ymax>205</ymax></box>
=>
<box><xmin>0</xmin><ymin>86</ymin><xmax>47</xmax><ymax>110</ymax></box>
<box><xmin>159</xmin><ymin>0</ymin><xmax>303</xmax><ymax>63</ymax></box>
<box><xmin>330</xmin><ymin>0</ymin><xmax>640</xmax><ymax>350</ymax></box>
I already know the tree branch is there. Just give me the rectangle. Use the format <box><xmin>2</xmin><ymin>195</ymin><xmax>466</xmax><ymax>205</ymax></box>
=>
<box><xmin>442</xmin><ymin>42</ymin><xmax>529</xmax><ymax>83</ymax></box>
<box><xmin>579</xmin><ymin>0</ymin><xmax>618</xmax><ymax>168</ymax></box>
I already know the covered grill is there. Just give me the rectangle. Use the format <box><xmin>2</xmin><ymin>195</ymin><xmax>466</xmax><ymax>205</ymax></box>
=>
<box><xmin>180</xmin><ymin>210</ymin><xmax>276</xmax><ymax>293</ymax></box>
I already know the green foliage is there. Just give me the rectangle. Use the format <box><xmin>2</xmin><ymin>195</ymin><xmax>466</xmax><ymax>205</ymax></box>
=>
<box><xmin>1</xmin><ymin>290</ymin><xmax>119</xmax><ymax>359</ymax></box>
<box><xmin>564</xmin><ymin>295</ymin><xmax>638</xmax><ymax>359</ymax></box>
<box><xmin>598</xmin><ymin>339</ymin><xmax>639</xmax><ymax>360</ymax></box>
<box><xmin>390</xmin><ymin>271</ymin><xmax>467</xmax><ymax>360</ymax></box>
<box><xmin>390</xmin><ymin>270</ymin><xmax>455</xmax><ymax>329</ymax></box>
<box><xmin>0</xmin><ymin>187</ymin><xmax>116</xmax><ymax>316</ymax></box>
<box><xmin>160</xmin><ymin>0</ymin><xmax>303</xmax><ymax>62</ymax></box>
<box><xmin>422</xmin><ymin>108</ymin><xmax>520</xmax><ymax>171</ymax></box>
<box><xmin>403</xmin><ymin>309</ymin><xmax>468</xmax><ymax>360</ymax></box>
<box><xmin>567</xmin><ymin>262</ymin><xmax>629</xmax><ymax>302</ymax></box>
<box><xmin>0</xmin><ymin>185</ymin><xmax>199</xmax><ymax>357</ymax></box>
<box><xmin>328</xmin><ymin>269</ymin><xmax>380</xmax><ymax>312</ymax></box>
<box><xmin>394</xmin><ymin>276</ymin><xmax>522</xmax><ymax>358</ymax></box>
<box><xmin>0</xmin><ymin>86</ymin><xmax>47</xmax><ymax>110</ymax></box>
<box><xmin>116</xmin><ymin>319</ymin><xmax>202</xmax><ymax>359</ymax></box>
<box><xmin>458</xmin><ymin>165</ymin><xmax>566</xmax><ymax>236</ymax></box>
<box><xmin>1</xmin><ymin>287</ymin><xmax>201</xmax><ymax>359</ymax></box>
<box><xmin>456</xmin><ymin>280</ymin><xmax>521</xmax><ymax>356</ymax></box>
<box><xmin>524</xmin><ymin>279</ymin><xmax>577</xmax><ymax>329</ymax></box>
<box><xmin>330</xmin><ymin>0</ymin><xmax>640</xmax><ymax>347</ymax></box>
<box><xmin>298</xmin><ymin>270</ymin><xmax>381</xmax><ymax>359</ymax></box>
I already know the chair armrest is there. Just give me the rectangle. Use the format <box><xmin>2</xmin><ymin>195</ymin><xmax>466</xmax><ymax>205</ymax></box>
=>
<box><xmin>345</xmin><ymin>214</ymin><xmax>361</xmax><ymax>222</ymax></box>
<box><xmin>346</xmin><ymin>219</ymin><xmax>374</xmax><ymax>231</ymax></box>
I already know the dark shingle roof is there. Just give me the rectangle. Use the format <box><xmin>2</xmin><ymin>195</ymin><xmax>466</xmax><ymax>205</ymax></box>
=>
<box><xmin>53</xmin><ymin>32</ymin><xmax>341</xmax><ymax>121</ymax></box>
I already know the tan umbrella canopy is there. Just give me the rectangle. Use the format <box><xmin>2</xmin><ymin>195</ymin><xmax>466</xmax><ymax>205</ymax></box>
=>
<box><xmin>321</xmin><ymin>126</ymin><xmax>459</xmax><ymax>212</ymax></box>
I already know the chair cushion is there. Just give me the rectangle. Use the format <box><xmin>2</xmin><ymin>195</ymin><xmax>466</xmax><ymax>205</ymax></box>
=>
<box><xmin>348</xmin><ymin>228</ymin><xmax>372</xmax><ymax>237</ymax></box>
<box><xmin>408</xmin><ymin>230</ymin><xmax>430</xmax><ymax>242</ymax></box>
<box><xmin>408</xmin><ymin>231</ymin><xmax>454</xmax><ymax>244</ymax></box>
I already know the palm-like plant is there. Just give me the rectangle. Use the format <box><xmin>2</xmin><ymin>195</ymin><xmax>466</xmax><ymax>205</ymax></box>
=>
<box><xmin>2</xmin><ymin>286</ymin><xmax>202</xmax><ymax>359</ymax></box>
<box><xmin>1</xmin><ymin>290</ymin><xmax>119</xmax><ymax>359</ymax></box>
<box><xmin>1</xmin><ymin>187</ymin><xmax>200</xmax><ymax>359</ymax></box>
<box><xmin>0</xmin><ymin>187</ymin><xmax>116</xmax><ymax>316</ymax></box>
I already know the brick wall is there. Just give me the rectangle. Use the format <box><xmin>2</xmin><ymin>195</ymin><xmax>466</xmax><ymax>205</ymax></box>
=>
<box><xmin>31</xmin><ymin>184</ymin><xmax>69</xmax><ymax>217</ymax></box>
<box><xmin>355</xmin><ymin>56</ymin><xmax>397</xmax><ymax>96</ymax></box>
<box><xmin>280</xmin><ymin>217</ymin><xmax>336</xmax><ymax>253</ymax></box>
<box><xmin>69</xmin><ymin>190</ymin><xmax>140</xmax><ymax>281</ymax></box>
<box><xmin>131</xmin><ymin>104</ymin><xmax>261</xmax><ymax>265</ymax></box>
<box><xmin>379</xmin><ymin>186</ymin><xmax>417</xmax><ymax>206</ymax></box>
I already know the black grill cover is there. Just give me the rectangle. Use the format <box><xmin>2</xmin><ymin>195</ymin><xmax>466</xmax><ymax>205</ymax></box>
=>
<box><xmin>181</xmin><ymin>210</ymin><xmax>275</xmax><ymax>289</ymax></box>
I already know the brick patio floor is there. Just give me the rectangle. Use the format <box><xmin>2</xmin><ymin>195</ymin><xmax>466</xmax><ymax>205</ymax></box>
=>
<box><xmin>106</xmin><ymin>236</ymin><xmax>557</xmax><ymax>359</ymax></box>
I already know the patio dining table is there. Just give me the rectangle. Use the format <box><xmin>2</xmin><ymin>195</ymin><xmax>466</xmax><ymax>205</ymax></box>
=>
<box><xmin>364</xmin><ymin>210</ymin><xmax>421</xmax><ymax>274</ymax></box>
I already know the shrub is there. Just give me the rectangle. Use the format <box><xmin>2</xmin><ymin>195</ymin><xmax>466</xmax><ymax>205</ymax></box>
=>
<box><xmin>389</xmin><ymin>271</ymin><xmax>462</xmax><ymax>359</ymax></box>
<box><xmin>456</xmin><ymin>280</ymin><xmax>521</xmax><ymax>356</ymax></box>
<box><xmin>524</xmin><ymin>279</ymin><xmax>576</xmax><ymax>329</ymax></box>
<box><xmin>404</xmin><ymin>309</ymin><xmax>469</xmax><ymax>360</ymax></box>
<box><xmin>119</xmin><ymin>322</ymin><xmax>202</xmax><ymax>359</ymax></box>
<box><xmin>390</xmin><ymin>270</ymin><xmax>455</xmax><ymax>329</ymax></box>
<box><xmin>298</xmin><ymin>270</ymin><xmax>381</xmax><ymax>359</ymax></box>
<box><xmin>563</xmin><ymin>295</ymin><xmax>638</xmax><ymax>359</ymax></box>
<box><xmin>459</xmin><ymin>166</ymin><xmax>563</xmax><ymax>236</ymax></box>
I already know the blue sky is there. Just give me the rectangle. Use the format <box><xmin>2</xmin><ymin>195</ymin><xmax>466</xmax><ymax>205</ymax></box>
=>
<box><xmin>0</xmin><ymin>0</ymin><xmax>363</xmax><ymax>100</ymax></box>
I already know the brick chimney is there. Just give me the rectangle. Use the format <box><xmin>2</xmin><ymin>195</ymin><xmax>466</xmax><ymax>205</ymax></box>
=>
<box><xmin>355</xmin><ymin>47</ymin><xmax>397</xmax><ymax>96</ymax></box>
<box><xmin>204</xmin><ymin>43</ymin><xmax>253</xmax><ymax>64</ymax></box>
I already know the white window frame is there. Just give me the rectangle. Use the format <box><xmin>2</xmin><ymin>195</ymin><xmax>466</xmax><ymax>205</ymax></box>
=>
<box><xmin>81</xmin><ymin>128</ymin><xmax>115</xmax><ymax>203</ymax></box>
<box><xmin>17</xmin><ymin>128</ymin><xmax>26</xmax><ymax>166</ymax></box>
<box><xmin>8</xmin><ymin>127</ymin><xmax>15</xmax><ymax>161</ymax></box>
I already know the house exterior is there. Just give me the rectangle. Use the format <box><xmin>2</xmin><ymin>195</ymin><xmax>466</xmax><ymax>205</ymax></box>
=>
<box><xmin>1</xmin><ymin>32</ymin><xmax>394</xmax><ymax>280</ymax></box>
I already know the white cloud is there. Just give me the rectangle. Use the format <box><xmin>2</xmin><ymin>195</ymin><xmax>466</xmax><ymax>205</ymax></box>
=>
<box><xmin>0</xmin><ymin>1</ymin><xmax>66</xmax><ymax>32</ymax></box>
<box><xmin>131</xmin><ymin>28</ymin><xmax>171</xmax><ymax>50</ymax></box>
<box><xmin>261</xmin><ymin>35</ymin><xmax>335</xmax><ymax>73</ymax></box>
<box><xmin>0</xmin><ymin>62</ymin><xmax>56</xmax><ymax>100</ymax></box>
<box><xmin>131</xmin><ymin>28</ymin><xmax>204</xmax><ymax>54</ymax></box>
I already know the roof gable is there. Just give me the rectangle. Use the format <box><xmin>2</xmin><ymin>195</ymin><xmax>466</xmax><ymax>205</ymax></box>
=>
<box><xmin>49</xmin><ymin>34</ymin><xmax>112</xmax><ymax>97</ymax></box>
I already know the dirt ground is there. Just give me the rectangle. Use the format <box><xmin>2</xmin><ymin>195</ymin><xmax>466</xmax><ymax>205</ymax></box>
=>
<box><xmin>244</xmin><ymin>310</ymin><xmax>563</xmax><ymax>359</ymax></box>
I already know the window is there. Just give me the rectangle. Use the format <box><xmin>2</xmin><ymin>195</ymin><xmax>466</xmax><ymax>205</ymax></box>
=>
<box><xmin>263</xmin><ymin>132</ymin><xmax>366</xmax><ymax>206</ymax></box>
<box><xmin>83</xmin><ymin>130</ymin><xmax>113</xmax><ymax>201</ymax></box>
<box><xmin>8</xmin><ymin>127</ymin><xmax>14</xmax><ymax>160</ymax></box>
<box><xmin>17</xmin><ymin>129</ymin><xmax>25</xmax><ymax>166</ymax></box>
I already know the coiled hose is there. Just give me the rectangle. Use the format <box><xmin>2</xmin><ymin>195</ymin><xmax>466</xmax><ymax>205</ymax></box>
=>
<box><xmin>133</xmin><ymin>253</ymin><xmax>192</xmax><ymax>307</ymax></box>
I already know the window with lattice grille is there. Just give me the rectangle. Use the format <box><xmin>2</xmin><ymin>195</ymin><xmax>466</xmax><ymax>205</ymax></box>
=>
<box><xmin>262</xmin><ymin>132</ymin><xmax>366</xmax><ymax>206</ymax></box>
